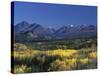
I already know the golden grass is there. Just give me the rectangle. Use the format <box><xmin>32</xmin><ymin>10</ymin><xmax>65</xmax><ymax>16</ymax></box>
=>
<box><xmin>45</xmin><ymin>49</ymin><xmax>78</xmax><ymax>58</ymax></box>
<box><xmin>13</xmin><ymin>48</ymin><xmax>97</xmax><ymax>73</ymax></box>
<box><xmin>88</xmin><ymin>52</ymin><xmax>97</xmax><ymax>59</ymax></box>
<box><xmin>14</xmin><ymin>49</ymin><xmax>78</xmax><ymax>59</ymax></box>
<box><xmin>79</xmin><ymin>58</ymin><xmax>89</xmax><ymax>64</ymax></box>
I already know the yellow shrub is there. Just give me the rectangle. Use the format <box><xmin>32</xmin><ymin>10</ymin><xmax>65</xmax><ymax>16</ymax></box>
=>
<box><xmin>49</xmin><ymin>59</ymin><xmax>68</xmax><ymax>71</ymax></box>
<box><xmin>88</xmin><ymin>52</ymin><xmax>97</xmax><ymax>59</ymax></box>
<box><xmin>65</xmin><ymin>58</ymin><xmax>77</xmax><ymax>69</ymax></box>
<box><xmin>80</xmin><ymin>58</ymin><xmax>89</xmax><ymax>65</ymax></box>
<box><xmin>45</xmin><ymin>49</ymin><xmax>78</xmax><ymax>58</ymax></box>
<box><xmin>14</xmin><ymin>65</ymin><xmax>27</xmax><ymax>73</ymax></box>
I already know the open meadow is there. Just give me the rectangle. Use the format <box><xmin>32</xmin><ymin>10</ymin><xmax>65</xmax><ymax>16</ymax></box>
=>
<box><xmin>12</xmin><ymin>39</ymin><xmax>97</xmax><ymax>73</ymax></box>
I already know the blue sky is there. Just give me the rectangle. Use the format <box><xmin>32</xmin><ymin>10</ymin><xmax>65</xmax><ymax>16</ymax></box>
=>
<box><xmin>13</xmin><ymin>1</ymin><xmax>97</xmax><ymax>29</ymax></box>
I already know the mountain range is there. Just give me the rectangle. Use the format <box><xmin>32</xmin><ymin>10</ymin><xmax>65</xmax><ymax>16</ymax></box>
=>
<box><xmin>14</xmin><ymin>21</ymin><xmax>97</xmax><ymax>41</ymax></box>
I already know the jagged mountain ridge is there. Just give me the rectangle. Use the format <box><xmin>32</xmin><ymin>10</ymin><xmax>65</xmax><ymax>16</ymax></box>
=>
<box><xmin>14</xmin><ymin>21</ymin><xmax>30</xmax><ymax>33</ymax></box>
<box><xmin>14</xmin><ymin>21</ymin><xmax>97</xmax><ymax>41</ymax></box>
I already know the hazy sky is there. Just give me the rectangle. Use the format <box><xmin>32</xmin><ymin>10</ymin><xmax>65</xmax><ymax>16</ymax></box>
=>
<box><xmin>13</xmin><ymin>1</ymin><xmax>97</xmax><ymax>29</ymax></box>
